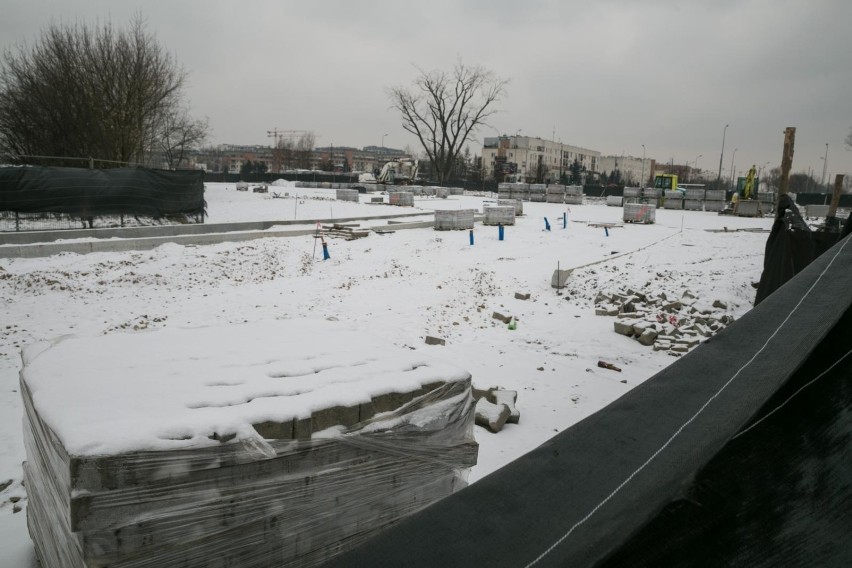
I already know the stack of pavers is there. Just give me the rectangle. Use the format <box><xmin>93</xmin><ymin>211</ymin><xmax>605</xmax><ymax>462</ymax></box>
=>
<box><xmin>663</xmin><ymin>189</ymin><xmax>684</xmax><ymax>209</ymax></box>
<box><xmin>510</xmin><ymin>183</ymin><xmax>530</xmax><ymax>202</ymax></box>
<box><xmin>684</xmin><ymin>188</ymin><xmax>705</xmax><ymax>211</ymax></box>
<box><xmin>434</xmin><ymin>209</ymin><xmax>475</xmax><ymax>230</ymax></box>
<box><xmin>622</xmin><ymin>187</ymin><xmax>641</xmax><ymax>201</ymax></box>
<box><xmin>483</xmin><ymin>205</ymin><xmax>516</xmax><ymax>225</ymax></box>
<box><xmin>641</xmin><ymin>187</ymin><xmax>662</xmax><ymax>207</ymax></box>
<box><xmin>545</xmin><ymin>184</ymin><xmax>565</xmax><ymax>203</ymax></box>
<box><xmin>497</xmin><ymin>183</ymin><xmax>512</xmax><ymax>200</ymax></box>
<box><xmin>758</xmin><ymin>191</ymin><xmax>776</xmax><ymax>214</ymax></box>
<box><xmin>564</xmin><ymin>185</ymin><xmax>583</xmax><ymax>205</ymax></box>
<box><xmin>497</xmin><ymin>199</ymin><xmax>523</xmax><ymax>216</ymax></box>
<box><xmin>335</xmin><ymin>188</ymin><xmax>360</xmax><ymax>203</ymax></box>
<box><xmin>704</xmin><ymin>189</ymin><xmax>726</xmax><ymax>212</ymax></box>
<box><xmin>623</xmin><ymin>201</ymin><xmax>656</xmax><ymax>223</ymax></box>
<box><xmin>528</xmin><ymin>184</ymin><xmax>547</xmax><ymax>202</ymax></box>
<box><xmin>22</xmin><ymin>320</ymin><xmax>478</xmax><ymax>568</ymax></box>
<box><xmin>388</xmin><ymin>191</ymin><xmax>414</xmax><ymax>206</ymax></box>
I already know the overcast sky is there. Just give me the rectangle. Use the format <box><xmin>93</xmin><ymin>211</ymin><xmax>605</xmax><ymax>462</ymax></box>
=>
<box><xmin>2</xmin><ymin>0</ymin><xmax>851</xmax><ymax>180</ymax></box>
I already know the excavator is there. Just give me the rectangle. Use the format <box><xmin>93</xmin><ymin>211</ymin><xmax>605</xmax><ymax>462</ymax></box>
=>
<box><xmin>376</xmin><ymin>158</ymin><xmax>419</xmax><ymax>185</ymax></box>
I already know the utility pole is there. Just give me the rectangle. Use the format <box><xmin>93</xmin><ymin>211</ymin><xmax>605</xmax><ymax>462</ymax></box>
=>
<box><xmin>821</xmin><ymin>143</ymin><xmax>829</xmax><ymax>187</ymax></box>
<box><xmin>778</xmin><ymin>127</ymin><xmax>796</xmax><ymax>198</ymax></box>
<box><xmin>641</xmin><ymin>144</ymin><xmax>646</xmax><ymax>187</ymax></box>
<box><xmin>717</xmin><ymin>124</ymin><xmax>729</xmax><ymax>185</ymax></box>
<box><xmin>828</xmin><ymin>174</ymin><xmax>845</xmax><ymax>219</ymax></box>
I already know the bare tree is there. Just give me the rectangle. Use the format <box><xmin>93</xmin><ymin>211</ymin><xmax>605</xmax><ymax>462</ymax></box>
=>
<box><xmin>845</xmin><ymin>127</ymin><xmax>852</xmax><ymax>150</ymax></box>
<box><xmin>389</xmin><ymin>61</ymin><xmax>508</xmax><ymax>183</ymax></box>
<box><xmin>153</xmin><ymin>106</ymin><xmax>209</xmax><ymax>169</ymax></box>
<box><xmin>0</xmin><ymin>15</ymin><xmax>192</xmax><ymax>167</ymax></box>
<box><xmin>294</xmin><ymin>131</ymin><xmax>315</xmax><ymax>169</ymax></box>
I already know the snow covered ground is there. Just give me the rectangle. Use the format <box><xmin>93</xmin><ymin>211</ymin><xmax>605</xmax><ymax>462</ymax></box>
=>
<box><xmin>0</xmin><ymin>182</ymin><xmax>775</xmax><ymax>563</ymax></box>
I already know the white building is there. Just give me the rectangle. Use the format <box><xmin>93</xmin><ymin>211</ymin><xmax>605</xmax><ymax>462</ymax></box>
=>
<box><xmin>598</xmin><ymin>155</ymin><xmax>653</xmax><ymax>186</ymax></box>
<box><xmin>481</xmin><ymin>135</ymin><xmax>600</xmax><ymax>183</ymax></box>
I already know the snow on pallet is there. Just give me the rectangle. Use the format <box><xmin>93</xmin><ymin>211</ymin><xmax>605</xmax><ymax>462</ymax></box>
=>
<box><xmin>21</xmin><ymin>320</ymin><xmax>477</xmax><ymax>567</ymax></box>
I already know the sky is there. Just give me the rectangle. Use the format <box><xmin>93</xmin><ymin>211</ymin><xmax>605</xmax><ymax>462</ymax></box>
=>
<box><xmin>1</xmin><ymin>0</ymin><xmax>851</xmax><ymax>181</ymax></box>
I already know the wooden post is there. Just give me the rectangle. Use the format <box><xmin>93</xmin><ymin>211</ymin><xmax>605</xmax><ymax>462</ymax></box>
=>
<box><xmin>828</xmin><ymin>174</ymin><xmax>845</xmax><ymax>219</ymax></box>
<box><xmin>778</xmin><ymin>127</ymin><xmax>795</xmax><ymax>199</ymax></box>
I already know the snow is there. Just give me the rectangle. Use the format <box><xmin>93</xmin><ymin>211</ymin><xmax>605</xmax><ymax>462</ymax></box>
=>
<box><xmin>21</xmin><ymin>319</ymin><xmax>470</xmax><ymax>456</ymax></box>
<box><xmin>0</xmin><ymin>181</ymin><xmax>774</xmax><ymax>561</ymax></box>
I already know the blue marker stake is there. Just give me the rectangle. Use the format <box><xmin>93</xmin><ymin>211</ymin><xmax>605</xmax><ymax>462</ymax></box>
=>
<box><xmin>544</xmin><ymin>217</ymin><xmax>551</xmax><ymax>231</ymax></box>
<box><xmin>604</xmin><ymin>227</ymin><xmax>609</xmax><ymax>237</ymax></box>
<box><xmin>322</xmin><ymin>242</ymin><xmax>331</xmax><ymax>260</ymax></box>
<box><xmin>498</xmin><ymin>224</ymin><xmax>505</xmax><ymax>241</ymax></box>
<box><xmin>469</xmin><ymin>229</ymin><xmax>474</xmax><ymax>245</ymax></box>
<box><xmin>563</xmin><ymin>211</ymin><xmax>567</xmax><ymax>229</ymax></box>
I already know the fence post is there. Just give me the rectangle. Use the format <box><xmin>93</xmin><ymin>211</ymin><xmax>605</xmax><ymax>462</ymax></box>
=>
<box><xmin>15</xmin><ymin>212</ymin><xmax>20</xmax><ymax>232</ymax></box>
<box><xmin>89</xmin><ymin>157</ymin><xmax>94</xmax><ymax>169</ymax></box>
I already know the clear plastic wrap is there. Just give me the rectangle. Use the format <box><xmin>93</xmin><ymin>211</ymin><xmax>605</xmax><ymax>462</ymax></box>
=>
<box><xmin>23</xmin><ymin>377</ymin><xmax>477</xmax><ymax>567</ymax></box>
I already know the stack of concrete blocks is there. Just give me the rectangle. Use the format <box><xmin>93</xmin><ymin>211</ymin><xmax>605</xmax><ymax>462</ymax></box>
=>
<box><xmin>546</xmin><ymin>185</ymin><xmax>565</xmax><ymax>203</ymax></box>
<box><xmin>435</xmin><ymin>188</ymin><xmax>449</xmax><ymax>199</ymax></box>
<box><xmin>528</xmin><ymin>184</ymin><xmax>547</xmax><ymax>202</ymax></box>
<box><xmin>448</xmin><ymin>187</ymin><xmax>464</xmax><ymax>196</ymax></box>
<box><xmin>497</xmin><ymin>183</ymin><xmax>512</xmax><ymax>200</ymax></box>
<box><xmin>623</xmin><ymin>202</ymin><xmax>656</xmax><ymax>224</ymax></box>
<box><xmin>623</xmin><ymin>187</ymin><xmax>641</xmax><ymax>200</ymax></box>
<box><xmin>483</xmin><ymin>206</ymin><xmax>516</xmax><ymax>226</ymax></box>
<box><xmin>606</xmin><ymin>196</ymin><xmax>623</xmax><ymax>207</ymax></box>
<box><xmin>434</xmin><ymin>209</ymin><xmax>476</xmax><ymax>231</ymax></box>
<box><xmin>564</xmin><ymin>186</ymin><xmax>584</xmax><ymax>205</ymax></box>
<box><xmin>758</xmin><ymin>191</ymin><xmax>776</xmax><ymax>214</ymax></box>
<box><xmin>389</xmin><ymin>191</ymin><xmax>414</xmax><ymax>207</ymax></box>
<box><xmin>684</xmin><ymin>188</ymin><xmax>705</xmax><ymax>211</ymax></box>
<box><xmin>335</xmin><ymin>188</ymin><xmax>360</xmax><ymax>203</ymax></box>
<box><xmin>704</xmin><ymin>189</ymin><xmax>726</xmax><ymax>212</ymax></box>
<box><xmin>22</xmin><ymin>322</ymin><xmax>478</xmax><ymax>568</ymax></box>
<box><xmin>733</xmin><ymin>200</ymin><xmax>762</xmax><ymax>217</ymax></box>
<box><xmin>664</xmin><ymin>189</ymin><xmax>684</xmax><ymax>209</ymax></box>
<box><xmin>421</xmin><ymin>186</ymin><xmax>436</xmax><ymax>197</ymax></box>
<box><xmin>510</xmin><ymin>183</ymin><xmax>529</xmax><ymax>202</ymax></box>
<box><xmin>497</xmin><ymin>199</ymin><xmax>523</xmax><ymax>216</ymax></box>
<box><xmin>641</xmin><ymin>187</ymin><xmax>662</xmax><ymax>207</ymax></box>
<box><xmin>805</xmin><ymin>204</ymin><xmax>830</xmax><ymax>219</ymax></box>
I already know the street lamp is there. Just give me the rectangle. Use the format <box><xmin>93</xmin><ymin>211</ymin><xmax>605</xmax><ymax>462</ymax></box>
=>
<box><xmin>717</xmin><ymin>124</ymin><xmax>729</xmax><ymax>183</ymax></box>
<box><xmin>821</xmin><ymin>143</ymin><xmax>829</xmax><ymax>187</ymax></box>
<box><xmin>641</xmin><ymin>144</ymin><xmax>646</xmax><ymax>187</ymax></box>
<box><xmin>381</xmin><ymin>133</ymin><xmax>387</xmax><ymax>152</ymax></box>
<box><xmin>693</xmin><ymin>153</ymin><xmax>702</xmax><ymax>181</ymax></box>
<box><xmin>729</xmin><ymin>148</ymin><xmax>738</xmax><ymax>188</ymax></box>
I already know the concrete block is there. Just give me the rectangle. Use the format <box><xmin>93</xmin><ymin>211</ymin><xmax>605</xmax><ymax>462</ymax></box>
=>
<box><xmin>614</xmin><ymin>320</ymin><xmax>635</xmax><ymax>336</ymax></box>
<box><xmin>637</xmin><ymin>328</ymin><xmax>658</xmax><ymax>346</ymax></box>
<box><xmin>474</xmin><ymin>399</ymin><xmax>511</xmax><ymax>433</ymax></box>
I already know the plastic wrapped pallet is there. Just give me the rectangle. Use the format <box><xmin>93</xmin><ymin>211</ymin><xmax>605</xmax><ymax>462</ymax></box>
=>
<box><xmin>21</xmin><ymin>320</ymin><xmax>478</xmax><ymax>568</ymax></box>
<box><xmin>546</xmin><ymin>185</ymin><xmax>565</xmax><ymax>195</ymax></box>
<box><xmin>704</xmin><ymin>189</ymin><xmax>726</xmax><ymax>201</ymax></box>
<box><xmin>685</xmin><ymin>188</ymin><xmax>706</xmax><ymax>200</ymax></box>
<box><xmin>565</xmin><ymin>186</ymin><xmax>583</xmax><ymax>197</ymax></box>
<box><xmin>545</xmin><ymin>193</ymin><xmax>564</xmax><ymax>203</ymax></box>
<box><xmin>664</xmin><ymin>198</ymin><xmax>684</xmax><ymax>209</ymax></box>
<box><xmin>483</xmin><ymin>206</ymin><xmax>516</xmax><ymax>225</ymax></box>
<box><xmin>704</xmin><ymin>200</ymin><xmax>726</xmax><ymax>212</ymax></box>
<box><xmin>606</xmin><ymin>196</ymin><xmax>623</xmax><ymax>207</ymax></box>
<box><xmin>497</xmin><ymin>199</ymin><xmax>523</xmax><ymax>216</ymax></box>
<box><xmin>389</xmin><ymin>192</ymin><xmax>414</xmax><ymax>207</ymax></box>
<box><xmin>805</xmin><ymin>204</ymin><xmax>830</xmax><ymax>218</ymax></box>
<box><xmin>684</xmin><ymin>200</ymin><xmax>704</xmax><ymax>211</ymax></box>
<box><xmin>563</xmin><ymin>195</ymin><xmax>583</xmax><ymax>205</ymax></box>
<box><xmin>448</xmin><ymin>187</ymin><xmax>464</xmax><ymax>196</ymax></box>
<box><xmin>623</xmin><ymin>187</ymin><xmax>641</xmax><ymax>198</ymax></box>
<box><xmin>434</xmin><ymin>209</ymin><xmax>475</xmax><ymax>230</ymax></box>
<box><xmin>623</xmin><ymin>202</ymin><xmax>656</xmax><ymax>223</ymax></box>
<box><xmin>335</xmin><ymin>189</ymin><xmax>359</xmax><ymax>203</ymax></box>
<box><xmin>435</xmin><ymin>188</ymin><xmax>449</xmax><ymax>199</ymax></box>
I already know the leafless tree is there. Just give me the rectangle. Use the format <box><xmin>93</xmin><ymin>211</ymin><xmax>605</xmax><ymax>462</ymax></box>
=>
<box><xmin>389</xmin><ymin>61</ymin><xmax>508</xmax><ymax>183</ymax></box>
<box><xmin>152</xmin><ymin>106</ymin><xmax>209</xmax><ymax>169</ymax></box>
<box><xmin>294</xmin><ymin>131</ymin><xmax>315</xmax><ymax>169</ymax></box>
<box><xmin>0</xmin><ymin>15</ymin><xmax>193</xmax><ymax>167</ymax></box>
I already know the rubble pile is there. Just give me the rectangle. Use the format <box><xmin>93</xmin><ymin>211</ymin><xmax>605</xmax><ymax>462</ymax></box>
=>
<box><xmin>595</xmin><ymin>288</ymin><xmax>735</xmax><ymax>356</ymax></box>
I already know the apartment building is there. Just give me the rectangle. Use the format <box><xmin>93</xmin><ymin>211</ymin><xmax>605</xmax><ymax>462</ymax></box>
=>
<box><xmin>482</xmin><ymin>135</ymin><xmax>600</xmax><ymax>183</ymax></box>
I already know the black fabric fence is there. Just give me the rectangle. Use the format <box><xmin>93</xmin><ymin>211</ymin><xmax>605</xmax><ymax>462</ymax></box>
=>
<box><xmin>0</xmin><ymin>166</ymin><xmax>205</xmax><ymax>218</ymax></box>
<box><xmin>328</xmin><ymin>232</ymin><xmax>852</xmax><ymax>567</ymax></box>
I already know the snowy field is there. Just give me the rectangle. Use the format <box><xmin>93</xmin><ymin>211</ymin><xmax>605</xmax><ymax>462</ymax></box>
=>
<box><xmin>0</xmin><ymin>182</ymin><xmax>775</xmax><ymax>564</ymax></box>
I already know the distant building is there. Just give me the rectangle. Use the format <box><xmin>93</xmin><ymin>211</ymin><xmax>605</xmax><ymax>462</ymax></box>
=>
<box><xmin>481</xmin><ymin>135</ymin><xmax>599</xmax><ymax>183</ymax></box>
<box><xmin>598</xmin><ymin>155</ymin><xmax>654</xmax><ymax>186</ymax></box>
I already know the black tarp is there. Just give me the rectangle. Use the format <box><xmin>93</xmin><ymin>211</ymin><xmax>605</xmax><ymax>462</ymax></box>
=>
<box><xmin>0</xmin><ymin>166</ymin><xmax>205</xmax><ymax>218</ymax></box>
<box><xmin>754</xmin><ymin>195</ymin><xmax>852</xmax><ymax>305</ymax></box>
<box><xmin>327</xmin><ymin>233</ymin><xmax>852</xmax><ymax>567</ymax></box>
